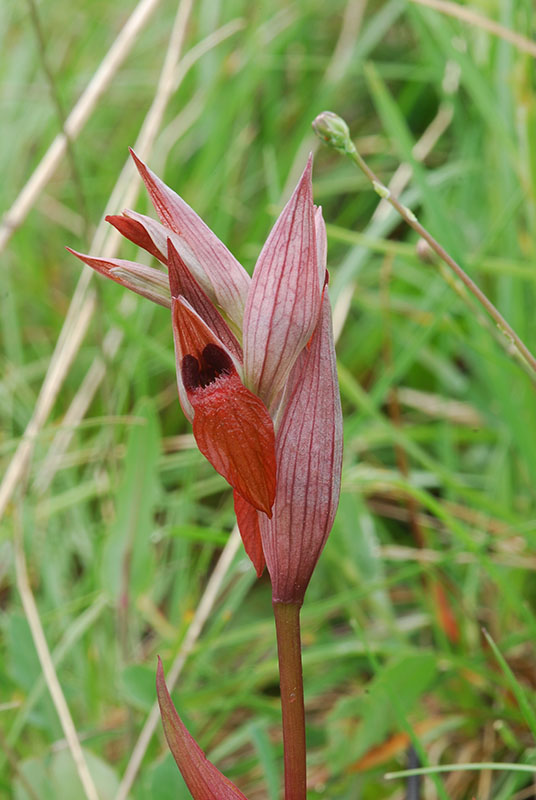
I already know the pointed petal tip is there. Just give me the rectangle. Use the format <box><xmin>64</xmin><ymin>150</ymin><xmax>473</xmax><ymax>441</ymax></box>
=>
<box><xmin>289</xmin><ymin>154</ymin><xmax>314</xmax><ymax>204</ymax></box>
<box><xmin>129</xmin><ymin>147</ymin><xmax>145</xmax><ymax>172</ymax></box>
<box><xmin>156</xmin><ymin>655</ymin><xmax>165</xmax><ymax>686</ymax></box>
<box><xmin>256</xmin><ymin>499</ymin><xmax>273</xmax><ymax>519</ymax></box>
<box><xmin>104</xmin><ymin>213</ymin><xmax>129</xmax><ymax>232</ymax></box>
<box><xmin>301</xmin><ymin>154</ymin><xmax>313</xmax><ymax>183</ymax></box>
<box><xmin>167</xmin><ymin>236</ymin><xmax>181</xmax><ymax>264</ymax></box>
<box><xmin>66</xmin><ymin>246</ymin><xmax>86</xmax><ymax>261</ymax></box>
<box><xmin>171</xmin><ymin>292</ymin><xmax>194</xmax><ymax>318</ymax></box>
<box><xmin>233</xmin><ymin>492</ymin><xmax>266</xmax><ymax>576</ymax></box>
<box><xmin>302</xmin><ymin>153</ymin><xmax>313</xmax><ymax>182</ymax></box>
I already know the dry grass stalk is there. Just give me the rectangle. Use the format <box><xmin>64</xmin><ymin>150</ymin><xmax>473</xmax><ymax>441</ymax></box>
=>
<box><xmin>410</xmin><ymin>0</ymin><xmax>536</xmax><ymax>59</ymax></box>
<box><xmin>14</xmin><ymin>509</ymin><xmax>101</xmax><ymax>800</ymax></box>
<box><xmin>0</xmin><ymin>0</ymin><xmax>162</xmax><ymax>254</ymax></box>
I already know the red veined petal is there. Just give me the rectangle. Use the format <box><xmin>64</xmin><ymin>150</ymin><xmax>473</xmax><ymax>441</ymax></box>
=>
<box><xmin>66</xmin><ymin>248</ymin><xmax>170</xmax><ymax>307</ymax></box>
<box><xmin>105</xmin><ymin>214</ymin><xmax>165</xmax><ymax>262</ymax></box>
<box><xmin>130</xmin><ymin>149</ymin><xmax>250</xmax><ymax>326</ymax></box>
<box><xmin>167</xmin><ymin>239</ymin><xmax>242</xmax><ymax>363</ymax></box>
<box><xmin>260</xmin><ymin>291</ymin><xmax>342</xmax><ymax>603</ymax></box>
<box><xmin>243</xmin><ymin>156</ymin><xmax>321</xmax><ymax>410</ymax></box>
<box><xmin>109</xmin><ymin>209</ymin><xmax>222</xmax><ymax>307</ymax></box>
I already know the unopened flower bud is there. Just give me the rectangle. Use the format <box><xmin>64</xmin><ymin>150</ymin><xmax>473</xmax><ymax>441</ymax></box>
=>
<box><xmin>312</xmin><ymin>111</ymin><xmax>354</xmax><ymax>154</ymax></box>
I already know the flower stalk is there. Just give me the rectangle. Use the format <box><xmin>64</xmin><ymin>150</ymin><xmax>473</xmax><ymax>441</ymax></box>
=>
<box><xmin>273</xmin><ymin>601</ymin><xmax>307</xmax><ymax>800</ymax></box>
<box><xmin>312</xmin><ymin>110</ymin><xmax>536</xmax><ymax>377</ymax></box>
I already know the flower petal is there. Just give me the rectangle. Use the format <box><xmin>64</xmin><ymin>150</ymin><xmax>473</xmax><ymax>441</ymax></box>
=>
<box><xmin>168</xmin><ymin>239</ymin><xmax>242</xmax><ymax>363</ymax></box>
<box><xmin>173</xmin><ymin>298</ymin><xmax>276</xmax><ymax>515</ymax></box>
<box><xmin>260</xmin><ymin>292</ymin><xmax>343</xmax><ymax>603</ymax></box>
<box><xmin>105</xmin><ymin>213</ymin><xmax>166</xmax><ymax>262</ymax></box>
<box><xmin>109</xmin><ymin>209</ymin><xmax>220</xmax><ymax>305</ymax></box>
<box><xmin>156</xmin><ymin>658</ymin><xmax>249</xmax><ymax>800</ymax></box>
<box><xmin>233</xmin><ymin>491</ymin><xmax>265</xmax><ymax>577</ymax></box>
<box><xmin>130</xmin><ymin>149</ymin><xmax>250</xmax><ymax>326</ymax></box>
<box><xmin>66</xmin><ymin>248</ymin><xmax>170</xmax><ymax>307</ymax></box>
<box><xmin>243</xmin><ymin>156</ymin><xmax>321</xmax><ymax>410</ymax></box>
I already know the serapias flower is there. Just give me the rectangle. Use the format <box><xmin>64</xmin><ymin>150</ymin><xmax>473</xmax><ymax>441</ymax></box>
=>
<box><xmin>68</xmin><ymin>149</ymin><xmax>343</xmax><ymax>603</ymax></box>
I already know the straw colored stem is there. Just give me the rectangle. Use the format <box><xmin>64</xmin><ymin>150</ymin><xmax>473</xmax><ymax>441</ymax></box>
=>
<box><xmin>14</xmin><ymin>510</ymin><xmax>100</xmax><ymax>800</ymax></box>
<box><xmin>409</xmin><ymin>0</ymin><xmax>536</xmax><ymax>59</ymax></box>
<box><xmin>0</xmin><ymin>0</ymin><xmax>162</xmax><ymax>253</ymax></box>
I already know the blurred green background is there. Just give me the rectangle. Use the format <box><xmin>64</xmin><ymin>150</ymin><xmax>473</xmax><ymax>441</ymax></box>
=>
<box><xmin>1</xmin><ymin>0</ymin><xmax>536</xmax><ymax>798</ymax></box>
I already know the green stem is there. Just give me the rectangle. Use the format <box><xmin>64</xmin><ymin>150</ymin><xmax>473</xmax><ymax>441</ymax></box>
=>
<box><xmin>312</xmin><ymin>111</ymin><xmax>536</xmax><ymax>377</ymax></box>
<box><xmin>345</xmin><ymin>143</ymin><xmax>536</xmax><ymax>376</ymax></box>
<box><xmin>273</xmin><ymin>601</ymin><xmax>306</xmax><ymax>800</ymax></box>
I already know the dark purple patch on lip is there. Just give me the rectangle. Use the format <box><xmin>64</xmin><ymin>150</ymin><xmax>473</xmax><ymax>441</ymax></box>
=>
<box><xmin>182</xmin><ymin>344</ymin><xmax>233</xmax><ymax>390</ymax></box>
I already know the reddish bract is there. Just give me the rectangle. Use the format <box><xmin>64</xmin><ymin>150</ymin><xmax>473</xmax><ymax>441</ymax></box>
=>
<box><xmin>156</xmin><ymin>658</ymin><xmax>249</xmax><ymax>800</ymax></box>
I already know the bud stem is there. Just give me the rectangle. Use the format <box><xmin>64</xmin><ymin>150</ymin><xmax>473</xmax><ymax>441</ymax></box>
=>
<box><xmin>273</xmin><ymin>601</ymin><xmax>306</xmax><ymax>800</ymax></box>
<box><xmin>313</xmin><ymin>111</ymin><xmax>536</xmax><ymax>378</ymax></box>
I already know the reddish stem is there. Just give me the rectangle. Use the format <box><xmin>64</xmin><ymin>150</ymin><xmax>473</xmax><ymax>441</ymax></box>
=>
<box><xmin>273</xmin><ymin>601</ymin><xmax>306</xmax><ymax>800</ymax></box>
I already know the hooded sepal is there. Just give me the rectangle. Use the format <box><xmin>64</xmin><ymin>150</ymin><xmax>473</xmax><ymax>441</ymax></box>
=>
<box><xmin>243</xmin><ymin>156</ymin><xmax>321</xmax><ymax>410</ymax></box>
<box><xmin>172</xmin><ymin>298</ymin><xmax>276</xmax><ymax>516</ymax></box>
<box><xmin>130</xmin><ymin>149</ymin><xmax>250</xmax><ymax>326</ymax></box>
<box><xmin>167</xmin><ymin>239</ymin><xmax>242</xmax><ymax>363</ymax></box>
<box><xmin>233</xmin><ymin>491</ymin><xmax>265</xmax><ymax>577</ymax></box>
<box><xmin>156</xmin><ymin>658</ymin><xmax>249</xmax><ymax>800</ymax></box>
<box><xmin>260</xmin><ymin>292</ymin><xmax>343</xmax><ymax>603</ymax></box>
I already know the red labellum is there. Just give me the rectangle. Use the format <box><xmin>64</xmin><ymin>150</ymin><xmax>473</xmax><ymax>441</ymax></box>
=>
<box><xmin>233</xmin><ymin>491</ymin><xmax>265</xmax><ymax>576</ymax></box>
<box><xmin>173</xmin><ymin>300</ymin><xmax>276</xmax><ymax>517</ymax></box>
<box><xmin>184</xmin><ymin>346</ymin><xmax>276</xmax><ymax>516</ymax></box>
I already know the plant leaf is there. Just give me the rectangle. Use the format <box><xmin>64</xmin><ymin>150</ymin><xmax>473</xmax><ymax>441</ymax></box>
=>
<box><xmin>156</xmin><ymin>658</ymin><xmax>250</xmax><ymax>800</ymax></box>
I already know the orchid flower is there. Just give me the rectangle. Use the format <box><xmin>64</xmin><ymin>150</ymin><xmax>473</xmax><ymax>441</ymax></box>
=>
<box><xmin>69</xmin><ymin>149</ymin><xmax>342</xmax><ymax>602</ymax></box>
<box><xmin>69</xmin><ymin>150</ymin><xmax>342</xmax><ymax>798</ymax></box>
